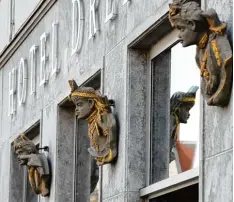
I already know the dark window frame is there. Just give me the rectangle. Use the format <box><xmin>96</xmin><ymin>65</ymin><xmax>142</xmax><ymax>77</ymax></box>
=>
<box><xmin>9</xmin><ymin>121</ymin><xmax>41</xmax><ymax>202</ymax></box>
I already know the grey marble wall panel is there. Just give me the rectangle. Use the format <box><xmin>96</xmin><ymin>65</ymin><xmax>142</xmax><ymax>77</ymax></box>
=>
<box><xmin>1</xmin><ymin>66</ymin><xmax>13</xmax><ymax>143</ymax></box>
<box><xmin>75</xmin><ymin>119</ymin><xmax>91</xmax><ymax>202</ymax></box>
<box><xmin>104</xmin><ymin>1</ymin><xmax>127</xmax><ymax>55</ymax></box>
<box><xmin>102</xmin><ymin>42</ymin><xmax>148</xmax><ymax>201</ymax></box>
<box><xmin>55</xmin><ymin>107</ymin><xmax>75</xmax><ymax>202</ymax></box>
<box><xmin>41</xmin><ymin>102</ymin><xmax>57</xmax><ymax>202</ymax></box>
<box><xmin>103</xmin><ymin>193</ymin><xmax>125</xmax><ymax>202</ymax></box>
<box><xmin>126</xmin><ymin>0</ymin><xmax>169</xmax><ymax>34</ymax></box>
<box><xmin>201</xmin><ymin>0</ymin><xmax>233</xmax><ymax>201</ymax></box>
<box><xmin>102</xmin><ymin>40</ymin><xmax>127</xmax><ymax>200</ymax></box>
<box><xmin>103</xmin><ymin>191</ymin><xmax>141</xmax><ymax>202</ymax></box>
<box><xmin>127</xmin><ymin>49</ymin><xmax>147</xmax><ymax>191</ymax></box>
<box><xmin>127</xmin><ymin>191</ymin><xmax>142</xmax><ymax>202</ymax></box>
<box><xmin>203</xmin><ymin>96</ymin><xmax>233</xmax><ymax>158</ymax></box>
<box><xmin>203</xmin><ymin>151</ymin><xmax>232</xmax><ymax>202</ymax></box>
<box><xmin>150</xmin><ymin>50</ymin><xmax>170</xmax><ymax>184</ymax></box>
<box><xmin>8</xmin><ymin>146</ymin><xmax>24</xmax><ymax>202</ymax></box>
<box><xmin>0</xmin><ymin>141</ymin><xmax>10</xmax><ymax>202</ymax></box>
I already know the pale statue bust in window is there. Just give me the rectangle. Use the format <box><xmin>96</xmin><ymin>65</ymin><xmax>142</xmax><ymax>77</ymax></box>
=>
<box><xmin>170</xmin><ymin>86</ymin><xmax>198</xmax><ymax>162</ymax></box>
<box><xmin>68</xmin><ymin>79</ymin><xmax>118</xmax><ymax>166</ymax></box>
<box><xmin>169</xmin><ymin>0</ymin><xmax>232</xmax><ymax>107</ymax></box>
<box><xmin>13</xmin><ymin>134</ymin><xmax>50</xmax><ymax>197</ymax></box>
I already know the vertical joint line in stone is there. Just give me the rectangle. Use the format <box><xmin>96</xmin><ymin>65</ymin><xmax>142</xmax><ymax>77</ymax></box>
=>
<box><xmin>98</xmin><ymin>56</ymin><xmax>105</xmax><ymax>202</ymax></box>
<box><xmin>39</xmin><ymin>111</ymin><xmax>43</xmax><ymax>149</ymax></box>
<box><xmin>22</xmin><ymin>167</ymin><xmax>27</xmax><ymax>202</ymax></box>
<box><xmin>101</xmin><ymin>56</ymin><xmax>105</xmax><ymax>94</ymax></box>
<box><xmin>72</xmin><ymin>115</ymin><xmax>78</xmax><ymax>202</ymax></box>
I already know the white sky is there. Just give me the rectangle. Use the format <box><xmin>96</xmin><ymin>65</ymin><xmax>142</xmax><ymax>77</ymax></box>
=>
<box><xmin>171</xmin><ymin>43</ymin><xmax>200</xmax><ymax>168</ymax></box>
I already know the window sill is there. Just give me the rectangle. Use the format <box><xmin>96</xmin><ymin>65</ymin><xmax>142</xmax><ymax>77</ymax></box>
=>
<box><xmin>140</xmin><ymin>168</ymin><xmax>199</xmax><ymax>200</ymax></box>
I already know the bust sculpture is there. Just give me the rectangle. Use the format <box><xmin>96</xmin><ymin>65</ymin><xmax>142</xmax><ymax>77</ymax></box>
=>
<box><xmin>13</xmin><ymin>134</ymin><xmax>50</xmax><ymax>197</ymax></box>
<box><xmin>170</xmin><ymin>86</ymin><xmax>198</xmax><ymax>162</ymax></box>
<box><xmin>68</xmin><ymin>79</ymin><xmax>117</xmax><ymax>166</ymax></box>
<box><xmin>169</xmin><ymin>0</ymin><xmax>232</xmax><ymax>107</ymax></box>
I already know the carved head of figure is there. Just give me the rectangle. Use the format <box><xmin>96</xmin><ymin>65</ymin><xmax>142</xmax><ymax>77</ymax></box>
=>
<box><xmin>169</xmin><ymin>0</ymin><xmax>226</xmax><ymax>47</ymax></box>
<box><xmin>68</xmin><ymin>79</ymin><xmax>117</xmax><ymax>166</ymax></box>
<box><xmin>70</xmin><ymin>86</ymin><xmax>96</xmax><ymax>119</ymax></box>
<box><xmin>68</xmin><ymin>79</ymin><xmax>111</xmax><ymax>120</ymax></box>
<box><xmin>170</xmin><ymin>86</ymin><xmax>198</xmax><ymax>124</ymax></box>
<box><xmin>13</xmin><ymin>134</ymin><xmax>37</xmax><ymax>165</ymax></box>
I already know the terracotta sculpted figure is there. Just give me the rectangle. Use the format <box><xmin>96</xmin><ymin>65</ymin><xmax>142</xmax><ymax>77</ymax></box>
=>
<box><xmin>68</xmin><ymin>79</ymin><xmax>117</xmax><ymax>166</ymax></box>
<box><xmin>13</xmin><ymin>134</ymin><xmax>50</xmax><ymax>197</ymax></box>
<box><xmin>169</xmin><ymin>0</ymin><xmax>232</xmax><ymax>107</ymax></box>
<box><xmin>170</xmin><ymin>86</ymin><xmax>198</xmax><ymax>162</ymax></box>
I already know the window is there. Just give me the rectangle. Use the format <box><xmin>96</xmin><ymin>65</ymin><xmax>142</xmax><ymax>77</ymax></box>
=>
<box><xmin>142</xmin><ymin>30</ymin><xmax>200</xmax><ymax>201</ymax></box>
<box><xmin>9</xmin><ymin>122</ymin><xmax>40</xmax><ymax>202</ymax></box>
<box><xmin>170</xmin><ymin>43</ymin><xmax>200</xmax><ymax>177</ymax></box>
<box><xmin>150</xmin><ymin>183</ymin><xmax>198</xmax><ymax>202</ymax></box>
<box><xmin>24</xmin><ymin>138</ymin><xmax>40</xmax><ymax>202</ymax></box>
<box><xmin>83</xmin><ymin>71</ymin><xmax>101</xmax><ymax>202</ymax></box>
<box><xmin>57</xmin><ymin>71</ymin><xmax>101</xmax><ymax>202</ymax></box>
<box><xmin>141</xmin><ymin>168</ymin><xmax>199</xmax><ymax>201</ymax></box>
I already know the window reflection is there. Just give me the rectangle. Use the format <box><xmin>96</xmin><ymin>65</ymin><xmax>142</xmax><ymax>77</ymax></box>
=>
<box><xmin>90</xmin><ymin>159</ymin><xmax>99</xmax><ymax>202</ymax></box>
<box><xmin>169</xmin><ymin>43</ymin><xmax>200</xmax><ymax>177</ymax></box>
<box><xmin>90</xmin><ymin>180</ymin><xmax>99</xmax><ymax>202</ymax></box>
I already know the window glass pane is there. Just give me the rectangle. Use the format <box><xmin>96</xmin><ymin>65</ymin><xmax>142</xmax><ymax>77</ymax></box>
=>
<box><xmin>149</xmin><ymin>41</ymin><xmax>200</xmax><ymax>184</ymax></box>
<box><xmin>90</xmin><ymin>179</ymin><xmax>99</xmax><ymax>202</ymax></box>
<box><xmin>169</xmin><ymin>43</ymin><xmax>200</xmax><ymax>177</ymax></box>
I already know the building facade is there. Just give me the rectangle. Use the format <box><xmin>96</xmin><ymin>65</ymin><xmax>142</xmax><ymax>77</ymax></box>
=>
<box><xmin>0</xmin><ymin>0</ymin><xmax>232</xmax><ymax>202</ymax></box>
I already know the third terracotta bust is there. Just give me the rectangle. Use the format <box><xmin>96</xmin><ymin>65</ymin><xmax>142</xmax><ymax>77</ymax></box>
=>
<box><xmin>169</xmin><ymin>0</ymin><xmax>232</xmax><ymax>107</ymax></box>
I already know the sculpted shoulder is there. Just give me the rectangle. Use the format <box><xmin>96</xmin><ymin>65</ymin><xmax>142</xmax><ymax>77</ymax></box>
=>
<box><xmin>214</xmin><ymin>34</ymin><xmax>233</xmax><ymax>63</ymax></box>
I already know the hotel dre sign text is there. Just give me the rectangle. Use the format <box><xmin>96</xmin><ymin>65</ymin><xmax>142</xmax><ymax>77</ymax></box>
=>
<box><xmin>9</xmin><ymin>0</ymin><xmax>130</xmax><ymax>116</ymax></box>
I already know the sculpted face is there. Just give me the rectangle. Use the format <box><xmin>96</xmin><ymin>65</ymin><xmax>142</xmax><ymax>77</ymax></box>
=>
<box><xmin>176</xmin><ymin>23</ymin><xmax>198</xmax><ymax>47</ymax></box>
<box><xmin>72</xmin><ymin>97</ymin><xmax>94</xmax><ymax>119</ymax></box>
<box><xmin>15</xmin><ymin>147</ymin><xmax>30</xmax><ymax>165</ymax></box>
<box><xmin>177</xmin><ymin>103</ymin><xmax>193</xmax><ymax>123</ymax></box>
